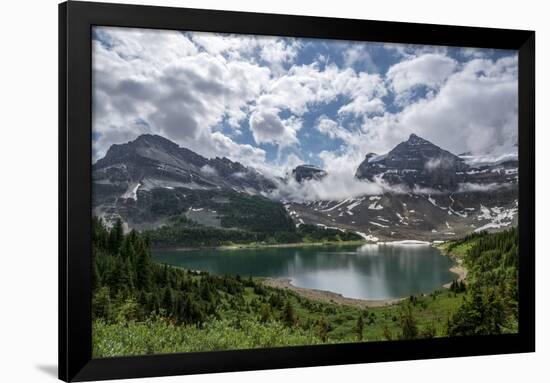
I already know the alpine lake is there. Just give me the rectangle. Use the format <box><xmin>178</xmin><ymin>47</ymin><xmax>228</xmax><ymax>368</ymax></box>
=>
<box><xmin>152</xmin><ymin>243</ymin><xmax>456</xmax><ymax>301</ymax></box>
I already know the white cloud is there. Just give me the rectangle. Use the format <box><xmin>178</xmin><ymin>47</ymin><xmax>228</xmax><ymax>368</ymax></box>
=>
<box><xmin>386</xmin><ymin>53</ymin><xmax>457</xmax><ymax>94</ymax></box>
<box><xmin>259</xmin><ymin>37</ymin><xmax>301</xmax><ymax>73</ymax></box>
<box><xmin>200</xmin><ymin>164</ymin><xmax>218</xmax><ymax>176</ymax></box>
<box><xmin>258</xmin><ymin>64</ymin><xmax>386</xmax><ymax>118</ymax></box>
<box><xmin>92</xmin><ymin>26</ymin><xmax>518</xmax><ymax>194</ymax></box>
<box><xmin>458</xmin><ymin>182</ymin><xmax>513</xmax><ymax>192</ymax></box>
<box><xmin>249</xmin><ymin>108</ymin><xmax>302</xmax><ymax>147</ymax></box>
<box><xmin>338</xmin><ymin>96</ymin><xmax>385</xmax><ymax>116</ymax></box>
<box><xmin>383</xmin><ymin>43</ymin><xmax>448</xmax><ymax>59</ymax></box>
<box><xmin>338</xmin><ymin>54</ymin><xmax>519</xmax><ymax>160</ymax></box>
<box><xmin>394</xmin><ymin>55</ymin><xmax>518</xmax><ymax>155</ymax></box>
<box><xmin>271</xmin><ymin>170</ymin><xmax>386</xmax><ymax>202</ymax></box>
<box><xmin>315</xmin><ymin>116</ymin><xmax>354</xmax><ymax>142</ymax></box>
<box><xmin>188</xmin><ymin>32</ymin><xmax>257</xmax><ymax>59</ymax></box>
<box><xmin>92</xmin><ymin>27</ymin><xmax>272</xmax><ymax>165</ymax></box>
<box><xmin>342</xmin><ymin>44</ymin><xmax>378</xmax><ymax>72</ymax></box>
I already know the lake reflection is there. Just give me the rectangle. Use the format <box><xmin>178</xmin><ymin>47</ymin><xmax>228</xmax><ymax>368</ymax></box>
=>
<box><xmin>152</xmin><ymin>244</ymin><xmax>455</xmax><ymax>300</ymax></box>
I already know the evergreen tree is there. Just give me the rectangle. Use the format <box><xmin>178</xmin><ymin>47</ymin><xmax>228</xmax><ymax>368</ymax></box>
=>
<box><xmin>399</xmin><ymin>303</ymin><xmax>418</xmax><ymax>340</ymax></box>
<box><xmin>355</xmin><ymin>314</ymin><xmax>364</xmax><ymax>341</ymax></box>
<box><xmin>382</xmin><ymin>324</ymin><xmax>393</xmax><ymax>340</ymax></box>
<box><xmin>161</xmin><ymin>287</ymin><xmax>173</xmax><ymax>316</ymax></box>
<box><xmin>92</xmin><ymin>286</ymin><xmax>112</xmax><ymax>321</ymax></box>
<box><xmin>108</xmin><ymin>218</ymin><xmax>124</xmax><ymax>253</ymax></box>
<box><xmin>115</xmin><ymin>297</ymin><xmax>139</xmax><ymax>322</ymax></box>
<box><xmin>282</xmin><ymin>300</ymin><xmax>296</xmax><ymax>327</ymax></box>
<box><xmin>421</xmin><ymin>321</ymin><xmax>437</xmax><ymax>339</ymax></box>
<box><xmin>316</xmin><ymin>317</ymin><xmax>329</xmax><ymax>342</ymax></box>
<box><xmin>110</xmin><ymin>256</ymin><xmax>133</xmax><ymax>293</ymax></box>
<box><xmin>259</xmin><ymin>304</ymin><xmax>272</xmax><ymax>323</ymax></box>
<box><xmin>92</xmin><ymin>260</ymin><xmax>101</xmax><ymax>291</ymax></box>
<box><xmin>135</xmin><ymin>247</ymin><xmax>152</xmax><ymax>290</ymax></box>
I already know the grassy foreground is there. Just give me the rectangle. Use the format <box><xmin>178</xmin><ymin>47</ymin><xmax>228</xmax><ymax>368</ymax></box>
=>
<box><xmin>92</xmin><ymin>218</ymin><xmax>517</xmax><ymax>357</ymax></box>
<box><xmin>93</xmin><ymin>283</ymin><xmax>464</xmax><ymax>357</ymax></box>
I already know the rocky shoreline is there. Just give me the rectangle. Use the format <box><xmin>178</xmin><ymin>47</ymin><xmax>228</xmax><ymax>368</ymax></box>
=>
<box><xmin>262</xmin><ymin>277</ymin><xmax>404</xmax><ymax>308</ymax></box>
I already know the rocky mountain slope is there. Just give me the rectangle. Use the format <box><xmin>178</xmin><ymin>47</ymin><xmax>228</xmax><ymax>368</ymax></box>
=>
<box><xmin>93</xmin><ymin>133</ymin><xmax>518</xmax><ymax>241</ymax></box>
<box><xmin>355</xmin><ymin>134</ymin><xmax>517</xmax><ymax>191</ymax></box>
<box><xmin>93</xmin><ymin>134</ymin><xmax>276</xmax><ymax>229</ymax></box>
<box><xmin>286</xmin><ymin>134</ymin><xmax>518</xmax><ymax>241</ymax></box>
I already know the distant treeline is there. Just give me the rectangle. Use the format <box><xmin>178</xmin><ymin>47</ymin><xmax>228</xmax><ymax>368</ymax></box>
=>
<box><xmin>144</xmin><ymin>215</ymin><xmax>362</xmax><ymax>247</ymax></box>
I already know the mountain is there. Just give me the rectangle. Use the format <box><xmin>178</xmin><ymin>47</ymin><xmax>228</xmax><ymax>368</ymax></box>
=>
<box><xmin>355</xmin><ymin>134</ymin><xmax>516</xmax><ymax>191</ymax></box>
<box><xmin>283</xmin><ymin>134</ymin><xmax>518</xmax><ymax>241</ymax></box>
<box><xmin>94</xmin><ymin>134</ymin><xmax>275</xmax><ymax>195</ymax></box>
<box><xmin>291</xmin><ymin>165</ymin><xmax>327</xmax><ymax>183</ymax></box>
<box><xmin>92</xmin><ymin>134</ymin><xmax>277</xmax><ymax>229</ymax></box>
<box><xmin>92</xmin><ymin>133</ymin><xmax>518</xmax><ymax>242</ymax></box>
<box><xmin>356</xmin><ymin>134</ymin><xmax>468</xmax><ymax>190</ymax></box>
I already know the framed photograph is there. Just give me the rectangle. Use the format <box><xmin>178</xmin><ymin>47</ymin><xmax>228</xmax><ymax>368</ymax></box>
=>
<box><xmin>59</xmin><ymin>1</ymin><xmax>535</xmax><ymax>381</ymax></box>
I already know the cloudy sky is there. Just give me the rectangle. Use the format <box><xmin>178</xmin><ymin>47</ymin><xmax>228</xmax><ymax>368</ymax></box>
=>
<box><xmin>92</xmin><ymin>26</ymin><xmax>518</xmax><ymax>178</ymax></box>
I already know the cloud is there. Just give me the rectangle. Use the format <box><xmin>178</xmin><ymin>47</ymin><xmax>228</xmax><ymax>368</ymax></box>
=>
<box><xmin>271</xmin><ymin>172</ymin><xmax>386</xmax><ymax>202</ymax></box>
<box><xmin>394</xmin><ymin>56</ymin><xmax>518</xmax><ymax>155</ymax></box>
<box><xmin>206</xmin><ymin>132</ymin><xmax>268</xmax><ymax>170</ymax></box>
<box><xmin>460</xmin><ymin>152</ymin><xmax>518</xmax><ymax>166</ymax></box>
<box><xmin>383</xmin><ymin>43</ymin><xmax>448</xmax><ymax>59</ymax></box>
<box><xmin>259</xmin><ymin>37</ymin><xmax>302</xmax><ymax>73</ymax></box>
<box><xmin>334</xmin><ymin>55</ymin><xmax>519</xmax><ymax>162</ymax></box>
<box><xmin>337</xmin><ymin>72</ymin><xmax>387</xmax><ymax>117</ymax></box>
<box><xmin>425</xmin><ymin>158</ymin><xmax>443</xmax><ymax>170</ymax></box>
<box><xmin>338</xmin><ymin>96</ymin><xmax>385</xmax><ymax>117</ymax></box>
<box><xmin>188</xmin><ymin>32</ymin><xmax>257</xmax><ymax>59</ymax></box>
<box><xmin>342</xmin><ymin>44</ymin><xmax>378</xmax><ymax>72</ymax></box>
<box><xmin>200</xmin><ymin>164</ymin><xmax>218</xmax><ymax>176</ymax></box>
<box><xmin>92</xmin><ymin>26</ymin><xmax>518</xmax><ymax>197</ymax></box>
<box><xmin>258</xmin><ymin>64</ymin><xmax>386</xmax><ymax>118</ymax></box>
<box><xmin>315</xmin><ymin>116</ymin><xmax>354</xmax><ymax>142</ymax></box>
<box><xmin>92</xmin><ymin>27</ymin><xmax>271</xmax><ymax>164</ymax></box>
<box><xmin>458</xmin><ymin>182</ymin><xmax>514</xmax><ymax>192</ymax></box>
<box><xmin>189</xmin><ymin>31</ymin><xmax>301</xmax><ymax>73</ymax></box>
<box><xmin>249</xmin><ymin>108</ymin><xmax>302</xmax><ymax>147</ymax></box>
<box><xmin>386</xmin><ymin>53</ymin><xmax>457</xmax><ymax>94</ymax></box>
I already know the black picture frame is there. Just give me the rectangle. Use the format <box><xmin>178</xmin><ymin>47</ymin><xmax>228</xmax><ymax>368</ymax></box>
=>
<box><xmin>59</xmin><ymin>1</ymin><xmax>535</xmax><ymax>381</ymax></box>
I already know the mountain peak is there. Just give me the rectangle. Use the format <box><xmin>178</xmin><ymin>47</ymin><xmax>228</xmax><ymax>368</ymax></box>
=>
<box><xmin>355</xmin><ymin>133</ymin><xmax>469</xmax><ymax>190</ymax></box>
<box><xmin>133</xmin><ymin>134</ymin><xmax>178</xmax><ymax>148</ymax></box>
<box><xmin>405</xmin><ymin>133</ymin><xmax>430</xmax><ymax>145</ymax></box>
<box><xmin>94</xmin><ymin>133</ymin><xmax>276</xmax><ymax>198</ymax></box>
<box><xmin>292</xmin><ymin>164</ymin><xmax>327</xmax><ymax>183</ymax></box>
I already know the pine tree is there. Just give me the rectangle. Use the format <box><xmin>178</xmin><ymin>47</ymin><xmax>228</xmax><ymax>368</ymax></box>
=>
<box><xmin>316</xmin><ymin>317</ymin><xmax>329</xmax><ymax>342</ymax></box>
<box><xmin>161</xmin><ymin>287</ymin><xmax>173</xmax><ymax>316</ymax></box>
<box><xmin>421</xmin><ymin>320</ymin><xmax>437</xmax><ymax>339</ymax></box>
<box><xmin>355</xmin><ymin>314</ymin><xmax>364</xmax><ymax>341</ymax></box>
<box><xmin>120</xmin><ymin>236</ymin><xmax>136</xmax><ymax>261</ymax></box>
<box><xmin>110</xmin><ymin>256</ymin><xmax>133</xmax><ymax>294</ymax></box>
<box><xmin>135</xmin><ymin>247</ymin><xmax>152</xmax><ymax>290</ymax></box>
<box><xmin>282</xmin><ymin>300</ymin><xmax>296</xmax><ymax>327</ymax></box>
<box><xmin>382</xmin><ymin>324</ymin><xmax>393</xmax><ymax>340</ymax></box>
<box><xmin>92</xmin><ymin>286</ymin><xmax>112</xmax><ymax>321</ymax></box>
<box><xmin>92</xmin><ymin>260</ymin><xmax>101</xmax><ymax>291</ymax></box>
<box><xmin>399</xmin><ymin>303</ymin><xmax>418</xmax><ymax>340</ymax></box>
<box><xmin>123</xmin><ymin>257</ymin><xmax>134</xmax><ymax>292</ymax></box>
<box><xmin>259</xmin><ymin>304</ymin><xmax>272</xmax><ymax>323</ymax></box>
<box><xmin>108</xmin><ymin>219</ymin><xmax>124</xmax><ymax>254</ymax></box>
<box><xmin>200</xmin><ymin>280</ymin><xmax>213</xmax><ymax>302</ymax></box>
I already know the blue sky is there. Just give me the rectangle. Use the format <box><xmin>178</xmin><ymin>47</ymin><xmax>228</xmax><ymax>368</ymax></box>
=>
<box><xmin>92</xmin><ymin>27</ymin><xmax>518</xmax><ymax>177</ymax></box>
